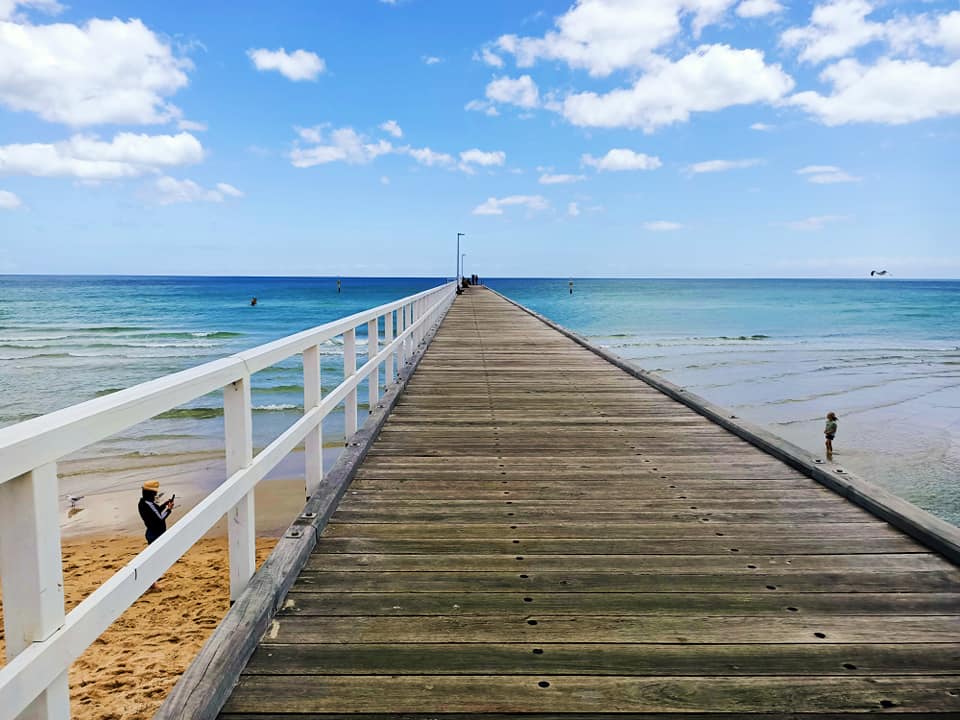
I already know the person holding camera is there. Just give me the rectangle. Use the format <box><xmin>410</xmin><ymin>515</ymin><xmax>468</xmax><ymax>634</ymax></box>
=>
<box><xmin>138</xmin><ymin>480</ymin><xmax>175</xmax><ymax>545</ymax></box>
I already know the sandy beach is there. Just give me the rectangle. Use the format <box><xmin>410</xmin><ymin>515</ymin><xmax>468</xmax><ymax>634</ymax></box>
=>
<box><xmin>0</xmin><ymin>450</ymin><xmax>318</xmax><ymax>720</ymax></box>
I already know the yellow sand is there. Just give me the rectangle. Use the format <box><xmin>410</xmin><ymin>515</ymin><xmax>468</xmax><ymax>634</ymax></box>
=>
<box><xmin>0</xmin><ymin>450</ymin><xmax>320</xmax><ymax>719</ymax></box>
<box><xmin>1</xmin><ymin>536</ymin><xmax>277</xmax><ymax>719</ymax></box>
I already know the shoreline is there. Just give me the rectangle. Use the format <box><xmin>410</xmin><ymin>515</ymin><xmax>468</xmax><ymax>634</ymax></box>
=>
<box><xmin>57</xmin><ymin>445</ymin><xmax>343</xmax><ymax>539</ymax></box>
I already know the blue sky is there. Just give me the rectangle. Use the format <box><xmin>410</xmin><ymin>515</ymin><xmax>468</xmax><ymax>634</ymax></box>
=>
<box><xmin>0</xmin><ymin>0</ymin><xmax>957</xmax><ymax>277</ymax></box>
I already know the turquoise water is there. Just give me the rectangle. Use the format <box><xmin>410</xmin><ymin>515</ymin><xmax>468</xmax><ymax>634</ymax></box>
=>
<box><xmin>0</xmin><ymin>276</ymin><xmax>444</xmax><ymax>460</ymax></box>
<box><xmin>488</xmin><ymin>279</ymin><xmax>960</xmax><ymax>524</ymax></box>
<box><xmin>2</xmin><ymin>276</ymin><xmax>958</xmax><ymax>523</ymax></box>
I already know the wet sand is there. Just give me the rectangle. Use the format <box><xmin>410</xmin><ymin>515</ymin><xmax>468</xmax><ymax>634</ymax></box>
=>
<box><xmin>1</xmin><ymin>450</ymin><xmax>317</xmax><ymax>719</ymax></box>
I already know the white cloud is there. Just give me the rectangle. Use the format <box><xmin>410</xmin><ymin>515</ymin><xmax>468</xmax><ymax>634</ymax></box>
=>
<box><xmin>567</xmin><ymin>201</ymin><xmax>581</xmax><ymax>217</ymax></box>
<box><xmin>248</xmin><ymin>48</ymin><xmax>326</xmax><ymax>81</ymax></box>
<box><xmin>0</xmin><ymin>0</ymin><xmax>63</xmax><ymax>21</ymax></box>
<box><xmin>477</xmin><ymin>47</ymin><xmax>504</xmax><ymax>68</ymax></box>
<box><xmin>791</xmin><ymin>57</ymin><xmax>960</xmax><ymax>125</ymax></box>
<box><xmin>291</xmin><ymin>127</ymin><xmax>393</xmax><ymax>167</ymax></box>
<box><xmin>750</xmin><ymin>122</ymin><xmax>774</xmax><ymax>130</ymax></box>
<box><xmin>459</xmin><ymin>149</ymin><xmax>506</xmax><ymax>167</ymax></box>
<box><xmin>0</xmin><ymin>132</ymin><xmax>204</xmax><ymax>179</ymax></box>
<box><xmin>485</xmin><ymin>75</ymin><xmax>540</xmax><ymax>109</ymax></box>
<box><xmin>216</xmin><ymin>182</ymin><xmax>244</xmax><ymax>197</ymax></box>
<box><xmin>380</xmin><ymin>175</ymin><xmax>390</xmax><ymax>185</ymax></box>
<box><xmin>940</xmin><ymin>11</ymin><xmax>960</xmax><ymax>53</ymax></box>
<box><xmin>472</xmin><ymin>194</ymin><xmax>549</xmax><ymax>216</ymax></box>
<box><xmin>540</xmin><ymin>173</ymin><xmax>586</xmax><ymax>184</ymax></box>
<box><xmin>152</xmin><ymin>176</ymin><xmax>243</xmax><ymax>205</ymax></box>
<box><xmin>465</xmin><ymin>99</ymin><xmax>500</xmax><ymax>116</ymax></box>
<box><xmin>0</xmin><ymin>17</ymin><xmax>191</xmax><ymax>126</ymax></box>
<box><xmin>0</xmin><ymin>189</ymin><xmax>21</xmax><ymax>209</ymax></box>
<box><xmin>422</xmin><ymin>55</ymin><xmax>442</xmax><ymax>65</ymax></box>
<box><xmin>784</xmin><ymin>214</ymin><xmax>847</xmax><ymax>230</ymax></box>
<box><xmin>380</xmin><ymin>120</ymin><xmax>403</xmax><ymax>138</ymax></box>
<box><xmin>178</xmin><ymin>119</ymin><xmax>208</xmax><ymax>132</ymax></box>
<box><xmin>495</xmin><ymin>0</ymin><xmax>739</xmax><ymax>77</ymax></box>
<box><xmin>582</xmin><ymin>148</ymin><xmax>662</xmax><ymax>171</ymax></box>
<box><xmin>644</xmin><ymin>220</ymin><xmax>683</xmax><ymax>231</ymax></box>
<box><xmin>781</xmin><ymin>0</ymin><xmax>958</xmax><ymax>64</ymax></box>
<box><xmin>403</xmin><ymin>146</ymin><xmax>455</xmax><ymax>167</ymax></box>
<box><xmin>797</xmin><ymin>165</ymin><xmax>861</xmax><ymax>183</ymax></box>
<box><xmin>562</xmin><ymin>45</ymin><xmax>793</xmax><ymax>131</ymax></box>
<box><xmin>736</xmin><ymin>0</ymin><xmax>783</xmax><ymax>18</ymax></box>
<box><xmin>687</xmin><ymin>158</ymin><xmax>762</xmax><ymax>173</ymax></box>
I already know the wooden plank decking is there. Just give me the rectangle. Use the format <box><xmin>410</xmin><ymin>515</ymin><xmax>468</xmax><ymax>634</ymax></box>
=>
<box><xmin>219</xmin><ymin>287</ymin><xmax>960</xmax><ymax>718</ymax></box>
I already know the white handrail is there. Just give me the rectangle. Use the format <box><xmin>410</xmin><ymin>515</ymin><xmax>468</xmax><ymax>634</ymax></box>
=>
<box><xmin>0</xmin><ymin>281</ymin><xmax>456</xmax><ymax>720</ymax></box>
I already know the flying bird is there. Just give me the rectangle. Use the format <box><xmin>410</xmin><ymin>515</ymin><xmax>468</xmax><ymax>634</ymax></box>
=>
<box><xmin>870</xmin><ymin>270</ymin><xmax>889</xmax><ymax>276</ymax></box>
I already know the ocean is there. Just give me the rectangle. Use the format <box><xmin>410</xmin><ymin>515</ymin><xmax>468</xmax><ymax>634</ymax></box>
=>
<box><xmin>2</xmin><ymin>276</ymin><xmax>958</xmax><ymax>524</ymax></box>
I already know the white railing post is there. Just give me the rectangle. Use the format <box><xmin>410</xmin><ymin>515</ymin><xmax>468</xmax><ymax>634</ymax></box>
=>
<box><xmin>0</xmin><ymin>463</ymin><xmax>70</xmax><ymax>720</ymax></box>
<box><xmin>343</xmin><ymin>328</ymin><xmax>358</xmax><ymax>438</ymax></box>
<box><xmin>384</xmin><ymin>310</ymin><xmax>394</xmax><ymax>383</ymax></box>
<box><xmin>224</xmin><ymin>377</ymin><xmax>255</xmax><ymax>602</ymax></box>
<box><xmin>399</xmin><ymin>305</ymin><xmax>408</xmax><ymax>368</ymax></box>
<box><xmin>303</xmin><ymin>346</ymin><xmax>323</xmax><ymax>499</ymax></box>
<box><xmin>367</xmin><ymin>318</ymin><xmax>379</xmax><ymax>408</ymax></box>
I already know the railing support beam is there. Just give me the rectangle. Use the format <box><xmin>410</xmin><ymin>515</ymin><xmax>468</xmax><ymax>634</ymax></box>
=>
<box><xmin>303</xmin><ymin>346</ymin><xmax>323</xmax><ymax>500</ymax></box>
<box><xmin>224</xmin><ymin>377</ymin><xmax>255</xmax><ymax>602</ymax></box>
<box><xmin>343</xmin><ymin>328</ymin><xmax>358</xmax><ymax>438</ymax></box>
<box><xmin>0</xmin><ymin>463</ymin><xmax>70</xmax><ymax>720</ymax></box>
<box><xmin>367</xmin><ymin>318</ymin><xmax>379</xmax><ymax>408</ymax></box>
<box><xmin>384</xmin><ymin>310</ymin><xmax>394</xmax><ymax>383</ymax></box>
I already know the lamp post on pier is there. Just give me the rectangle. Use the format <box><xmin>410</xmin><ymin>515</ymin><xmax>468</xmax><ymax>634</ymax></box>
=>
<box><xmin>457</xmin><ymin>232</ymin><xmax>465</xmax><ymax>288</ymax></box>
<box><xmin>461</xmin><ymin>253</ymin><xmax>467</xmax><ymax>284</ymax></box>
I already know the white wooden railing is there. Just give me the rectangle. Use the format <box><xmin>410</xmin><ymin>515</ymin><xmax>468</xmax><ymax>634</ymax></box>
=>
<box><xmin>0</xmin><ymin>281</ymin><xmax>456</xmax><ymax>720</ymax></box>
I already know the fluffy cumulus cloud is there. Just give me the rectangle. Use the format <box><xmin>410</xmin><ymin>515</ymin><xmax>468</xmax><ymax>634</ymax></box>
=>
<box><xmin>0</xmin><ymin>16</ymin><xmax>191</xmax><ymax>126</ymax></box>
<box><xmin>736</xmin><ymin>0</ymin><xmax>783</xmax><ymax>18</ymax></box>
<box><xmin>0</xmin><ymin>132</ymin><xmax>204</xmax><ymax>179</ymax></box>
<box><xmin>562</xmin><ymin>45</ymin><xmax>793</xmax><ymax>131</ymax></box>
<box><xmin>644</xmin><ymin>220</ymin><xmax>683</xmax><ymax>231</ymax></box>
<box><xmin>495</xmin><ymin>0</ymin><xmax>740</xmax><ymax>77</ymax></box>
<box><xmin>485</xmin><ymin>75</ymin><xmax>540</xmax><ymax>109</ymax></box>
<box><xmin>582</xmin><ymin>148</ymin><xmax>662</xmax><ymax>171</ymax></box>
<box><xmin>152</xmin><ymin>176</ymin><xmax>243</xmax><ymax>205</ymax></box>
<box><xmin>687</xmin><ymin>158</ymin><xmax>762</xmax><ymax>173</ymax></box>
<box><xmin>248</xmin><ymin>48</ymin><xmax>326</xmax><ymax>81</ymax></box>
<box><xmin>291</xmin><ymin>126</ymin><xmax>393</xmax><ymax>167</ymax></box>
<box><xmin>379</xmin><ymin>120</ymin><xmax>403</xmax><ymax>138</ymax></box>
<box><xmin>403</xmin><ymin>146</ymin><xmax>455</xmax><ymax>167</ymax></box>
<box><xmin>567</xmin><ymin>201</ymin><xmax>581</xmax><ymax>216</ymax></box>
<box><xmin>459</xmin><ymin>149</ymin><xmax>506</xmax><ymax>167</ymax></box>
<box><xmin>791</xmin><ymin>57</ymin><xmax>960</xmax><ymax>125</ymax></box>
<box><xmin>797</xmin><ymin>165</ymin><xmax>860</xmax><ymax>183</ymax></box>
<box><xmin>472</xmin><ymin>194</ymin><xmax>548</xmax><ymax>216</ymax></box>
<box><xmin>0</xmin><ymin>188</ymin><xmax>21</xmax><ymax>209</ymax></box>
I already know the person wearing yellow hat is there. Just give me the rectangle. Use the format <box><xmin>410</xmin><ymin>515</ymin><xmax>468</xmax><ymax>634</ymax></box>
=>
<box><xmin>138</xmin><ymin>480</ymin><xmax>175</xmax><ymax>545</ymax></box>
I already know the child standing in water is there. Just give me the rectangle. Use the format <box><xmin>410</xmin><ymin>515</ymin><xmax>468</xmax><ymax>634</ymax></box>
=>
<box><xmin>824</xmin><ymin>412</ymin><xmax>838</xmax><ymax>460</ymax></box>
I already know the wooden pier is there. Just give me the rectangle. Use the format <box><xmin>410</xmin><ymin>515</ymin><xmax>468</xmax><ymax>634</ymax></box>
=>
<box><xmin>210</xmin><ymin>286</ymin><xmax>960</xmax><ymax>717</ymax></box>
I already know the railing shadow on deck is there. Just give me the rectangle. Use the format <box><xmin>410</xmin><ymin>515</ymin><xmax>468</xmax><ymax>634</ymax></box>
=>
<box><xmin>0</xmin><ymin>282</ymin><xmax>456</xmax><ymax>720</ymax></box>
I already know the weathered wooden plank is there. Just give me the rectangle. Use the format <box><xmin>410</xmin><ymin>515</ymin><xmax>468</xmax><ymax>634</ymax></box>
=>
<box><xmin>310</xmin><ymin>536</ymin><xmax>927</xmax><ymax>555</ymax></box>
<box><xmin>278</xmin><ymin>592</ymin><xmax>960</xmax><ymax>617</ymax></box>
<box><xmin>221</xmin><ymin>675</ymin><xmax>960</xmax><ymax>714</ymax></box>
<box><xmin>321</xmin><ymin>521</ymin><xmax>896</xmax><ymax>539</ymax></box>
<box><xmin>266</xmin><ymin>614</ymin><xmax>960</xmax><ymax>644</ymax></box>
<box><xmin>290</xmin><ymin>569</ymin><xmax>960</xmax><ymax>593</ymax></box>
<box><xmin>243</xmin><ymin>642</ymin><xmax>960</xmax><ymax>676</ymax></box>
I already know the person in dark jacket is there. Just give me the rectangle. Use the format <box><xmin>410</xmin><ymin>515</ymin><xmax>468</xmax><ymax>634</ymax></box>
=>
<box><xmin>138</xmin><ymin>480</ymin><xmax>174</xmax><ymax>545</ymax></box>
